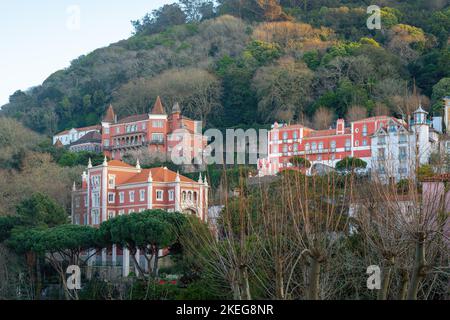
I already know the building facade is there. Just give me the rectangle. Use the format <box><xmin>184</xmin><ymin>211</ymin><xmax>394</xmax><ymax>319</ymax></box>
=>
<box><xmin>71</xmin><ymin>158</ymin><xmax>208</xmax><ymax>275</ymax></box>
<box><xmin>371</xmin><ymin>106</ymin><xmax>439</xmax><ymax>182</ymax></box>
<box><xmin>53</xmin><ymin>125</ymin><xmax>101</xmax><ymax>146</ymax></box>
<box><xmin>258</xmin><ymin>115</ymin><xmax>401</xmax><ymax>176</ymax></box>
<box><xmin>68</xmin><ymin>131</ymin><xmax>102</xmax><ymax>153</ymax></box>
<box><xmin>101</xmin><ymin>97</ymin><xmax>207</xmax><ymax>164</ymax></box>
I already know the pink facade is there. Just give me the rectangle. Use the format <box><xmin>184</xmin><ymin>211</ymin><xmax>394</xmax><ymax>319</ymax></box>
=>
<box><xmin>71</xmin><ymin>159</ymin><xmax>209</xmax><ymax>227</ymax></box>
<box><xmin>259</xmin><ymin>116</ymin><xmax>404</xmax><ymax>175</ymax></box>
<box><xmin>101</xmin><ymin>98</ymin><xmax>206</xmax><ymax>163</ymax></box>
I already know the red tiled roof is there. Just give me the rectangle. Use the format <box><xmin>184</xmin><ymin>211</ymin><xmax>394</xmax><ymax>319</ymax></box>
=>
<box><xmin>116</xmin><ymin>114</ymin><xmax>149</xmax><ymax>124</ymax></box>
<box><xmin>305</xmin><ymin>128</ymin><xmax>351</xmax><ymax>138</ymax></box>
<box><xmin>151</xmin><ymin>96</ymin><xmax>166</xmax><ymax>115</ymax></box>
<box><xmin>122</xmin><ymin>167</ymin><xmax>195</xmax><ymax>184</ymax></box>
<box><xmin>108</xmin><ymin>160</ymin><xmax>135</xmax><ymax>168</ymax></box>
<box><xmin>103</xmin><ymin>105</ymin><xmax>115</xmax><ymax>123</ymax></box>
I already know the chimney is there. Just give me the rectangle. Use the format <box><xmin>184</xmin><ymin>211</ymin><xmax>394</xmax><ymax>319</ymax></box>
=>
<box><xmin>336</xmin><ymin>119</ymin><xmax>345</xmax><ymax>135</ymax></box>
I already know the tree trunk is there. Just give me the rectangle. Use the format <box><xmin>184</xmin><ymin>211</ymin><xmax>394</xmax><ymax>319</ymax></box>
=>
<box><xmin>275</xmin><ymin>259</ymin><xmax>284</xmax><ymax>299</ymax></box>
<box><xmin>407</xmin><ymin>234</ymin><xmax>426</xmax><ymax>300</ymax></box>
<box><xmin>35</xmin><ymin>256</ymin><xmax>42</xmax><ymax>300</ymax></box>
<box><xmin>398</xmin><ymin>269</ymin><xmax>409</xmax><ymax>300</ymax></box>
<box><xmin>378</xmin><ymin>257</ymin><xmax>394</xmax><ymax>300</ymax></box>
<box><xmin>153</xmin><ymin>246</ymin><xmax>159</xmax><ymax>278</ymax></box>
<box><xmin>307</xmin><ymin>257</ymin><xmax>321</xmax><ymax>300</ymax></box>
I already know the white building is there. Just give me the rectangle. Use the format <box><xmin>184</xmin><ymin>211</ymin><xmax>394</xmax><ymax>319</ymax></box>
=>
<box><xmin>371</xmin><ymin>106</ymin><xmax>439</xmax><ymax>183</ymax></box>
<box><xmin>53</xmin><ymin>125</ymin><xmax>101</xmax><ymax>146</ymax></box>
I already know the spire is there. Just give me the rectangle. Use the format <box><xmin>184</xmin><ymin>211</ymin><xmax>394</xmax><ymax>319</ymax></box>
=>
<box><xmin>103</xmin><ymin>104</ymin><xmax>116</xmax><ymax>123</ymax></box>
<box><xmin>198</xmin><ymin>173</ymin><xmax>203</xmax><ymax>184</ymax></box>
<box><xmin>136</xmin><ymin>159</ymin><xmax>141</xmax><ymax>170</ymax></box>
<box><xmin>72</xmin><ymin>181</ymin><xmax>76</xmax><ymax>191</ymax></box>
<box><xmin>151</xmin><ymin>96</ymin><xmax>166</xmax><ymax>115</ymax></box>
<box><xmin>88</xmin><ymin>158</ymin><xmax>93</xmax><ymax>169</ymax></box>
<box><xmin>172</xmin><ymin>102</ymin><xmax>181</xmax><ymax>114</ymax></box>
<box><xmin>176</xmin><ymin>171</ymin><xmax>180</xmax><ymax>182</ymax></box>
<box><xmin>82</xmin><ymin>171</ymin><xmax>87</xmax><ymax>181</ymax></box>
<box><xmin>103</xmin><ymin>156</ymin><xmax>108</xmax><ymax>166</ymax></box>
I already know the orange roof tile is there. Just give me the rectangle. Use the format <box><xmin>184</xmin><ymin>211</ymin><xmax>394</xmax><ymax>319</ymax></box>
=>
<box><xmin>122</xmin><ymin>167</ymin><xmax>196</xmax><ymax>184</ymax></box>
<box><xmin>108</xmin><ymin>160</ymin><xmax>134</xmax><ymax>168</ymax></box>
<box><xmin>103</xmin><ymin>105</ymin><xmax>115</xmax><ymax>123</ymax></box>
<box><xmin>151</xmin><ymin>96</ymin><xmax>166</xmax><ymax>115</ymax></box>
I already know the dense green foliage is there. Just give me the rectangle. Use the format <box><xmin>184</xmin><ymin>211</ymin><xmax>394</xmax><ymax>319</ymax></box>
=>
<box><xmin>335</xmin><ymin>157</ymin><xmax>367</xmax><ymax>171</ymax></box>
<box><xmin>1</xmin><ymin>0</ymin><xmax>449</xmax><ymax>135</ymax></box>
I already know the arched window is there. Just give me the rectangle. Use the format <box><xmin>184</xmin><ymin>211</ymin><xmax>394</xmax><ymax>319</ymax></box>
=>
<box><xmin>182</xmin><ymin>191</ymin><xmax>186</xmax><ymax>201</ymax></box>
<box><xmin>188</xmin><ymin>191</ymin><xmax>192</xmax><ymax>201</ymax></box>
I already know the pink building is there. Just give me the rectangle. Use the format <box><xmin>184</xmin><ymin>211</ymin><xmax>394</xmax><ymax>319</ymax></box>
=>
<box><xmin>258</xmin><ymin>116</ymin><xmax>404</xmax><ymax>176</ymax></box>
<box><xmin>71</xmin><ymin>158</ymin><xmax>209</xmax><ymax>275</ymax></box>
<box><xmin>101</xmin><ymin>97</ymin><xmax>206</xmax><ymax>164</ymax></box>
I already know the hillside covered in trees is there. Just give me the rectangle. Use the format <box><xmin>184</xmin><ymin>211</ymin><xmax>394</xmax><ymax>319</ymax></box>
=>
<box><xmin>1</xmin><ymin>0</ymin><xmax>450</xmax><ymax>135</ymax></box>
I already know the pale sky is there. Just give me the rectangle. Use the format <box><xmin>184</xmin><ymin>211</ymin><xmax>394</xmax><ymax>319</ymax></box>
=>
<box><xmin>0</xmin><ymin>0</ymin><xmax>173</xmax><ymax>106</ymax></box>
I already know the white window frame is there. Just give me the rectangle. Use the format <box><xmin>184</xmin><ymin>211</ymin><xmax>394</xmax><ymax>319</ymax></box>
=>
<box><xmin>169</xmin><ymin>190</ymin><xmax>174</xmax><ymax>201</ymax></box>
<box><xmin>108</xmin><ymin>192</ymin><xmax>115</xmax><ymax>203</ymax></box>
<box><xmin>119</xmin><ymin>192</ymin><xmax>125</xmax><ymax>204</ymax></box>
<box><xmin>129</xmin><ymin>191</ymin><xmax>135</xmax><ymax>202</ymax></box>
<box><xmin>156</xmin><ymin>190</ymin><xmax>164</xmax><ymax>201</ymax></box>
<box><xmin>140</xmin><ymin>189</ymin><xmax>145</xmax><ymax>202</ymax></box>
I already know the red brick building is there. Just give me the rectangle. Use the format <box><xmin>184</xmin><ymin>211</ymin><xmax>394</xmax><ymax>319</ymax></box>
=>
<box><xmin>258</xmin><ymin>116</ymin><xmax>403</xmax><ymax>176</ymax></box>
<box><xmin>71</xmin><ymin>158</ymin><xmax>209</xmax><ymax>276</ymax></box>
<box><xmin>101</xmin><ymin>97</ymin><xmax>206</xmax><ymax>163</ymax></box>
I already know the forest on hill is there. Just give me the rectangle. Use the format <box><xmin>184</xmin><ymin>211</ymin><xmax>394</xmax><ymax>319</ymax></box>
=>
<box><xmin>1</xmin><ymin>0</ymin><xmax>450</xmax><ymax>135</ymax></box>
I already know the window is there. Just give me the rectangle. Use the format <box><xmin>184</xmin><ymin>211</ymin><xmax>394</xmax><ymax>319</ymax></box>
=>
<box><xmin>152</xmin><ymin>133</ymin><xmax>164</xmax><ymax>143</ymax></box>
<box><xmin>118</xmin><ymin>210</ymin><xmax>124</xmax><ymax>216</ymax></box>
<box><xmin>142</xmin><ymin>123</ymin><xmax>146</xmax><ymax>130</ymax></box>
<box><xmin>108</xmin><ymin>211</ymin><xmax>115</xmax><ymax>219</ymax></box>
<box><xmin>91</xmin><ymin>176</ymin><xmax>100</xmax><ymax>189</ymax></box>
<box><xmin>378</xmin><ymin>136</ymin><xmax>386</xmax><ymax>145</ymax></box>
<box><xmin>293</xmin><ymin>131</ymin><xmax>298</xmax><ymax>140</ymax></box>
<box><xmin>345</xmin><ymin>139</ymin><xmax>351</xmax><ymax>151</ymax></box>
<box><xmin>399</xmin><ymin>147</ymin><xmax>407</xmax><ymax>161</ymax></box>
<box><xmin>129</xmin><ymin>191</ymin><xmax>135</xmax><ymax>202</ymax></box>
<box><xmin>83</xmin><ymin>214</ymin><xmax>88</xmax><ymax>225</ymax></box>
<box><xmin>119</xmin><ymin>192</ymin><xmax>124</xmax><ymax>204</ymax></box>
<box><xmin>318</xmin><ymin>142</ymin><xmax>323</xmax><ymax>151</ymax></box>
<box><xmin>399</xmin><ymin>134</ymin><xmax>407</xmax><ymax>144</ymax></box>
<box><xmin>84</xmin><ymin>196</ymin><xmax>88</xmax><ymax>207</ymax></box>
<box><xmin>317</xmin><ymin>155</ymin><xmax>322</xmax><ymax>161</ymax></box>
<box><xmin>140</xmin><ymin>189</ymin><xmax>145</xmax><ymax>202</ymax></box>
<box><xmin>272</xmin><ymin>132</ymin><xmax>279</xmax><ymax>141</ymax></box>
<box><xmin>152</xmin><ymin>120</ymin><xmax>164</xmax><ymax>128</ymax></box>
<box><xmin>282</xmin><ymin>132</ymin><xmax>288</xmax><ymax>141</ymax></box>
<box><xmin>156</xmin><ymin>190</ymin><xmax>164</xmax><ymax>201</ymax></box>
<box><xmin>378</xmin><ymin>148</ymin><xmax>385</xmax><ymax>160</ymax></box>
<box><xmin>92</xmin><ymin>192</ymin><xmax>100</xmax><ymax>207</ymax></box>
<box><xmin>362</xmin><ymin>125</ymin><xmax>368</xmax><ymax>137</ymax></box>
<box><xmin>293</xmin><ymin>144</ymin><xmax>298</xmax><ymax>152</ymax></box>
<box><xmin>91</xmin><ymin>209</ymin><xmax>100</xmax><ymax>225</ymax></box>
<box><xmin>355</xmin><ymin>140</ymin><xmax>359</xmax><ymax>147</ymax></box>
<box><xmin>128</xmin><ymin>209</ymin><xmax>135</xmax><ymax>214</ymax></box>
<box><xmin>330</xmin><ymin>141</ymin><xmax>336</xmax><ymax>151</ymax></box>
<box><xmin>378</xmin><ymin>165</ymin><xmax>386</xmax><ymax>174</ymax></box>
<box><xmin>305</xmin><ymin>143</ymin><xmax>310</xmax><ymax>151</ymax></box>
<box><xmin>362</xmin><ymin>140</ymin><xmax>367</xmax><ymax>146</ymax></box>
<box><xmin>116</xmin><ymin>127</ymin><xmax>120</xmax><ymax>134</ymax></box>
<box><xmin>75</xmin><ymin>197</ymin><xmax>80</xmax><ymax>208</ymax></box>
<box><xmin>169</xmin><ymin>190</ymin><xmax>174</xmax><ymax>201</ymax></box>
<box><xmin>311</xmin><ymin>142</ymin><xmax>317</xmax><ymax>151</ymax></box>
<box><xmin>104</xmin><ymin>127</ymin><xmax>109</xmax><ymax>134</ymax></box>
<box><xmin>331</xmin><ymin>154</ymin><xmax>336</xmax><ymax>161</ymax></box>
<box><xmin>108</xmin><ymin>193</ymin><xmax>115</xmax><ymax>203</ymax></box>
<box><xmin>139</xmin><ymin>208</ymin><xmax>145</xmax><ymax>213</ymax></box>
<box><xmin>108</xmin><ymin>175</ymin><xmax>116</xmax><ymax>188</ymax></box>
<box><xmin>283</xmin><ymin>145</ymin><xmax>288</xmax><ymax>154</ymax></box>
<box><xmin>182</xmin><ymin>191</ymin><xmax>186</xmax><ymax>201</ymax></box>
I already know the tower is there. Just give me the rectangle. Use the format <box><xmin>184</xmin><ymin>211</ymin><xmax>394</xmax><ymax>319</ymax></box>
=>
<box><xmin>444</xmin><ymin>97</ymin><xmax>450</xmax><ymax>133</ymax></box>
<box><xmin>411</xmin><ymin>105</ymin><xmax>430</xmax><ymax>165</ymax></box>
